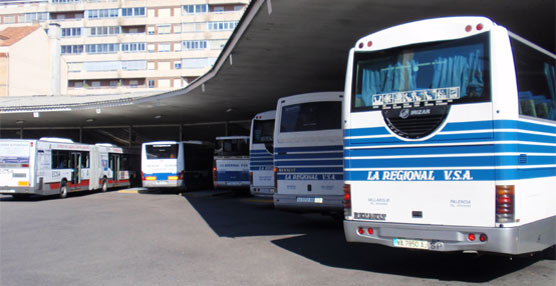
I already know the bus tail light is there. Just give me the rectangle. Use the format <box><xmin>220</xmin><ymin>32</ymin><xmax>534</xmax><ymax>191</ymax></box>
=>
<box><xmin>141</xmin><ymin>172</ymin><xmax>145</xmax><ymax>181</ymax></box>
<box><xmin>344</xmin><ymin>184</ymin><xmax>352</xmax><ymax>216</ymax></box>
<box><xmin>273</xmin><ymin>167</ymin><xmax>278</xmax><ymax>189</ymax></box>
<box><xmin>178</xmin><ymin>170</ymin><xmax>184</xmax><ymax>180</ymax></box>
<box><xmin>212</xmin><ymin>160</ymin><xmax>218</xmax><ymax>182</ymax></box>
<box><xmin>249</xmin><ymin>172</ymin><xmax>253</xmax><ymax>185</ymax></box>
<box><xmin>496</xmin><ymin>185</ymin><xmax>515</xmax><ymax>223</ymax></box>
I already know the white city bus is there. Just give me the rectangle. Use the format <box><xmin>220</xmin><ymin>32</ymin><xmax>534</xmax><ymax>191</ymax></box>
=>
<box><xmin>0</xmin><ymin>138</ymin><xmax>130</xmax><ymax>198</ymax></box>
<box><xmin>273</xmin><ymin>92</ymin><xmax>344</xmax><ymax>212</ymax></box>
<box><xmin>343</xmin><ymin>17</ymin><xmax>555</xmax><ymax>255</ymax></box>
<box><xmin>141</xmin><ymin>141</ymin><xmax>213</xmax><ymax>190</ymax></box>
<box><xmin>249</xmin><ymin>110</ymin><xmax>276</xmax><ymax>197</ymax></box>
<box><xmin>213</xmin><ymin>136</ymin><xmax>250</xmax><ymax>189</ymax></box>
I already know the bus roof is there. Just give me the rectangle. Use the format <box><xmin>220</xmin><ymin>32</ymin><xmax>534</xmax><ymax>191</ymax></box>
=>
<box><xmin>354</xmin><ymin>16</ymin><xmax>496</xmax><ymax>53</ymax></box>
<box><xmin>215</xmin><ymin>136</ymin><xmax>249</xmax><ymax>140</ymax></box>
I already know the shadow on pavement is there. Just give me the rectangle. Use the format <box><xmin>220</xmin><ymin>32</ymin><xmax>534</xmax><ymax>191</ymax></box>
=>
<box><xmin>270</xmin><ymin>230</ymin><xmax>547</xmax><ymax>283</ymax></box>
<box><xmin>183</xmin><ymin>189</ymin><xmax>549</xmax><ymax>283</ymax></box>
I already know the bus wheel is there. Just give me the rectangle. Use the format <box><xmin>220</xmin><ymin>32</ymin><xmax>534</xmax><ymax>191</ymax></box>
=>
<box><xmin>59</xmin><ymin>182</ymin><xmax>68</xmax><ymax>199</ymax></box>
<box><xmin>101</xmin><ymin>179</ymin><xmax>108</xmax><ymax>192</ymax></box>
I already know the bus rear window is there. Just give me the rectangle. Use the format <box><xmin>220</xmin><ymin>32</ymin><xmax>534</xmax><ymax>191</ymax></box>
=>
<box><xmin>352</xmin><ymin>33</ymin><xmax>490</xmax><ymax>111</ymax></box>
<box><xmin>215</xmin><ymin>139</ymin><xmax>249</xmax><ymax>156</ymax></box>
<box><xmin>280</xmin><ymin>101</ymin><xmax>341</xmax><ymax>132</ymax></box>
<box><xmin>146</xmin><ymin>144</ymin><xmax>178</xmax><ymax>159</ymax></box>
<box><xmin>252</xmin><ymin>119</ymin><xmax>275</xmax><ymax>144</ymax></box>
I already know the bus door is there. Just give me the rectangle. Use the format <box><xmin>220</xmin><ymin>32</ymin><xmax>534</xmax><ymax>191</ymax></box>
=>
<box><xmin>109</xmin><ymin>154</ymin><xmax>120</xmax><ymax>181</ymax></box>
<box><xmin>71</xmin><ymin>152</ymin><xmax>81</xmax><ymax>185</ymax></box>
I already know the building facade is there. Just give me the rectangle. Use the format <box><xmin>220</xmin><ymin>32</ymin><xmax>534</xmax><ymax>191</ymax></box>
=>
<box><xmin>0</xmin><ymin>0</ymin><xmax>248</xmax><ymax>96</ymax></box>
<box><xmin>0</xmin><ymin>24</ymin><xmax>68</xmax><ymax>97</ymax></box>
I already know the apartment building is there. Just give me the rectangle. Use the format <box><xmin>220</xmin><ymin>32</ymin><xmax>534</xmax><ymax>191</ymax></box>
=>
<box><xmin>0</xmin><ymin>0</ymin><xmax>248</xmax><ymax>96</ymax></box>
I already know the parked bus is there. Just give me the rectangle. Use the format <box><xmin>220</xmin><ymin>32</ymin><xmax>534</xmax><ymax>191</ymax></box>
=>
<box><xmin>273</xmin><ymin>92</ymin><xmax>344</xmax><ymax>213</ymax></box>
<box><xmin>213</xmin><ymin>136</ymin><xmax>250</xmax><ymax>189</ymax></box>
<box><xmin>0</xmin><ymin>138</ymin><xmax>131</xmax><ymax>198</ymax></box>
<box><xmin>343</xmin><ymin>16</ymin><xmax>555</xmax><ymax>255</ymax></box>
<box><xmin>249</xmin><ymin>110</ymin><xmax>276</xmax><ymax>197</ymax></box>
<box><xmin>141</xmin><ymin>141</ymin><xmax>213</xmax><ymax>191</ymax></box>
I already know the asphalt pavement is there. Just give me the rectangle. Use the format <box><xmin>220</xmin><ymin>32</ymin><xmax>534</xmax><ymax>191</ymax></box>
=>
<box><xmin>1</xmin><ymin>189</ymin><xmax>554</xmax><ymax>286</ymax></box>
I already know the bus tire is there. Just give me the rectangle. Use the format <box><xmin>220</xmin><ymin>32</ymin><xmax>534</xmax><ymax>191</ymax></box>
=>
<box><xmin>59</xmin><ymin>182</ymin><xmax>68</xmax><ymax>199</ymax></box>
<box><xmin>101</xmin><ymin>178</ymin><xmax>108</xmax><ymax>192</ymax></box>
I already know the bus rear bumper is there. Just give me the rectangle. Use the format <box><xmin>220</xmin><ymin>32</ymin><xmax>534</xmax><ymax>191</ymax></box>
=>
<box><xmin>274</xmin><ymin>194</ymin><xmax>343</xmax><ymax>213</ymax></box>
<box><xmin>142</xmin><ymin>180</ymin><xmax>182</xmax><ymax>188</ymax></box>
<box><xmin>0</xmin><ymin>186</ymin><xmax>37</xmax><ymax>195</ymax></box>
<box><xmin>250</xmin><ymin>186</ymin><xmax>275</xmax><ymax>197</ymax></box>
<box><xmin>344</xmin><ymin>216</ymin><xmax>556</xmax><ymax>255</ymax></box>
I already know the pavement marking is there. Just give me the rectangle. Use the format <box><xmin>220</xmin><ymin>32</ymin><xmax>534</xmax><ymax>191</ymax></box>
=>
<box><xmin>117</xmin><ymin>190</ymin><xmax>140</xmax><ymax>194</ymax></box>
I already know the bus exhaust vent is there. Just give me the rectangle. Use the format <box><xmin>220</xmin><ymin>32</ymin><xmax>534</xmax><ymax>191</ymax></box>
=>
<box><xmin>382</xmin><ymin>105</ymin><xmax>449</xmax><ymax>139</ymax></box>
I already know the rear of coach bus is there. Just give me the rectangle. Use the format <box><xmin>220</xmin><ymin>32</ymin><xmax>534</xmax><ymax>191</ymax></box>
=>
<box><xmin>341</xmin><ymin>17</ymin><xmax>538</xmax><ymax>254</ymax></box>
<box><xmin>0</xmin><ymin>139</ymin><xmax>36</xmax><ymax>196</ymax></box>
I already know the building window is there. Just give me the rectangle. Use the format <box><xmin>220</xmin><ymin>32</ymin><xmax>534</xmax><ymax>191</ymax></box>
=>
<box><xmin>87</xmin><ymin>9</ymin><xmax>119</xmax><ymax>19</ymax></box>
<box><xmin>110</xmin><ymin>80</ymin><xmax>119</xmax><ymax>87</ymax></box>
<box><xmin>62</xmin><ymin>27</ymin><xmax>81</xmax><ymax>37</ymax></box>
<box><xmin>157</xmin><ymin>24</ymin><xmax>171</xmax><ymax>34</ymax></box>
<box><xmin>89</xmin><ymin>26</ymin><xmax>120</xmax><ymax>36</ymax></box>
<box><xmin>183</xmin><ymin>40</ymin><xmax>207</xmax><ymax>50</ymax></box>
<box><xmin>174</xmin><ymin>62</ymin><xmax>181</xmax><ymax>69</ymax></box>
<box><xmin>148</xmin><ymin>80</ymin><xmax>155</xmax><ymax>88</ymax></box>
<box><xmin>182</xmin><ymin>4</ymin><xmax>208</xmax><ymax>15</ymax></box>
<box><xmin>61</xmin><ymin>45</ymin><xmax>84</xmax><ymax>55</ymax></box>
<box><xmin>213</xmin><ymin>7</ymin><xmax>225</xmax><ymax>13</ymax></box>
<box><xmin>147</xmin><ymin>26</ymin><xmax>155</xmax><ymax>35</ymax></box>
<box><xmin>25</xmin><ymin>12</ymin><xmax>48</xmax><ymax>22</ymax></box>
<box><xmin>121</xmin><ymin>42</ymin><xmax>146</xmax><ymax>52</ymax></box>
<box><xmin>208</xmin><ymin>21</ymin><xmax>238</xmax><ymax>31</ymax></box>
<box><xmin>52</xmin><ymin>0</ymin><xmax>82</xmax><ymax>3</ymax></box>
<box><xmin>86</xmin><ymin>43</ymin><xmax>120</xmax><ymax>54</ymax></box>
<box><xmin>158</xmin><ymin>43</ymin><xmax>171</xmax><ymax>52</ymax></box>
<box><xmin>147</xmin><ymin>44</ymin><xmax>155</xmax><ymax>52</ymax></box>
<box><xmin>121</xmin><ymin>7</ymin><xmax>145</xmax><ymax>17</ymax></box>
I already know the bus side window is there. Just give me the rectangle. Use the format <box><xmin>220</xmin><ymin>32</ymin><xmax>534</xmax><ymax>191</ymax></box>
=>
<box><xmin>511</xmin><ymin>37</ymin><xmax>555</xmax><ymax>121</ymax></box>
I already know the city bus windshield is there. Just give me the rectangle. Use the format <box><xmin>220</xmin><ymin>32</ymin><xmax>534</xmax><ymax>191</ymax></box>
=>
<box><xmin>352</xmin><ymin>33</ymin><xmax>490</xmax><ymax>111</ymax></box>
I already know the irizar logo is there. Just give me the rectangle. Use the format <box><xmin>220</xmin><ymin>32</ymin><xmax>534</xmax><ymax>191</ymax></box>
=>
<box><xmin>398</xmin><ymin>108</ymin><xmax>431</xmax><ymax>119</ymax></box>
<box><xmin>399</xmin><ymin>109</ymin><xmax>410</xmax><ymax>119</ymax></box>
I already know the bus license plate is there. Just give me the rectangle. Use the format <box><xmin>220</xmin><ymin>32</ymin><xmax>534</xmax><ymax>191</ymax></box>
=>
<box><xmin>296</xmin><ymin>197</ymin><xmax>323</xmax><ymax>203</ymax></box>
<box><xmin>393</xmin><ymin>238</ymin><xmax>430</xmax><ymax>250</ymax></box>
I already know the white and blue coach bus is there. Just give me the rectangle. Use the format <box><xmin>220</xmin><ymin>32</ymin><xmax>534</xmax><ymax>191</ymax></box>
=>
<box><xmin>249</xmin><ymin>110</ymin><xmax>276</xmax><ymax>196</ymax></box>
<box><xmin>273</xmin><ymin>92</ymin><xmax>344</xmax><ymax>212</ymax></box>
<box><xmin>343</xmin><ymin>17</ymin><xmax>555</xmax><ymax>255</ymax></box>
<box><xmin>213</xmin><ymin>136</ymin><xmax>250</xmax><ymax>189</ymax></box>
<box><xmin>142</xmin><ymin>141</ymin><xmax>213</xmax><ymax>191</ymax></box>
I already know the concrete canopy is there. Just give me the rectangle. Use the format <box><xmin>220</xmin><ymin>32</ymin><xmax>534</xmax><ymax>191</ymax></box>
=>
<box><xmin>0</xmin><ymin>0</ymin><xmax>554</xmax><ymax>129</ymax></box>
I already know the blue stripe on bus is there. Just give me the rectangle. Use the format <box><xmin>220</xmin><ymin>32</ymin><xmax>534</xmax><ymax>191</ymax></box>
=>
<box><xmin>274</xmin><ymin>152</ymin><xmax>343</xmax><ymax>160</ymax></box>
<box><xmin>216</xmin><ymin>171</ymin><xmax>249</xmax><ymax>181</ymax></box>
<box><xmin>143</xmin><ymin>173</ymin><xmax>177</xmax><ymax>180</ymax></box>
<box><xmin>249</xmin><ymin>161</ymin><xmax>274</xmax><ymax>167</ymax></box>
<box><xmin>276</xmin><ymin>167</ymin><xmax>344</xmax><ymax>173</ymax></box>
<box><xmin>345</xmin><ymin>167</ymin><xmax>555</xmax><ymax>181</ymax></box>
<box><xmin>250</xmin><ymin>158</ymin><xmax>273</xmax><ymax>162</ymax></box>
<box><xmin>345</xmin><ymin>155</ymin><xmax>555</xmax><ymax>168</ymax></box>
<box><xmin>250</xmin><ymin>166</ymin><xmax>274</xmax><ymax>171</ymax></box>
<box><xmin>345</xmin><ymin>131</ymin><xmax>555</xmax><ymax>147</ymax></box>
<box><xmin>275</xmin><ymin>160</ymin><xmax>343</xmax><ymax>167</ymax></box>
<box><xmin>250</xmin><ymin>153</ymin><xmax>273</xmax><ymax>157</ymax></box>
<box><xmin>344</xmin><ymin>144</ymin><xmax>555</xmax><ymax>157</ymax></box>
<box><xmin>275</xmin><ymin>145</ymin><xmax>343</xmax><ymax>153</ymax></box>
<box><xmin>345</xmin><ymin>120</ymin><xmax>555</xmax><ymax>138</ymax></box>
<box><xmin>250</xmin><ymin>150</ymin><xmax>271</xmax><ymax>154</ymax></box>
